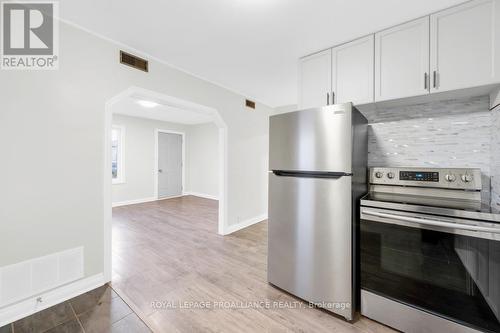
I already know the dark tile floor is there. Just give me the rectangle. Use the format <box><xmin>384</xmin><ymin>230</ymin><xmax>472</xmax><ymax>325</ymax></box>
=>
<box><xmin>0</xmin><ymin>285</ymin><xmax>151</xmax><ymax>333</ymax></box>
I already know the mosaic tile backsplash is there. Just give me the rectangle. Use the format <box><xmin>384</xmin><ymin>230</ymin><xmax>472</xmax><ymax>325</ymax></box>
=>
<box><xmin>360</xmin><ymin>95</ymin><xmax>495</xmax><ymax>205</ymax></box>
<box><xmin>491</xmin><ymin>105</ymin><xmax>500</xmax><ymax>213</ymax></box>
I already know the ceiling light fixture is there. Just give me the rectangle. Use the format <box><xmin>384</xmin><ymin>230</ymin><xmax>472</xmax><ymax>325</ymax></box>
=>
<box><xmin>136</xmin><ymin>100</ymin><xmax>159</xmax><ymax>108</ymax></box>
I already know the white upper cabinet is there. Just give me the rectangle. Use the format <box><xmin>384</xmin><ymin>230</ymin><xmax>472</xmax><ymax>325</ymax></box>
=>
<box><xmin>375</xmin><ymin>17</ymin><xmax>430</xmax><ymax>101</ymax></box>
<box><xmin>332</xmin><ymin>35</ymin><xmax>374</xmax><ymax>105</ymax></box>
<box><xmin>430</xmin><ymin>0</ymin><xmax>500</xmax><ymax>92</ymax></box>
<box><xmin>298</xmin><ymin>0</ymin><xmax>500</xmax><ymax>107</ymax></box>
<box><xmin>298</xmin><ymin>49</ymin><xmax>332</xmax><ymax>109</ymax></box>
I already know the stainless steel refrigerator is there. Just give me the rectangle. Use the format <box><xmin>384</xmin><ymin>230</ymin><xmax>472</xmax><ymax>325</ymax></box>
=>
<box><xmin>268</xmin><ymin>103</ymin><xmax>367</xmax><ymax>321</ymax></box>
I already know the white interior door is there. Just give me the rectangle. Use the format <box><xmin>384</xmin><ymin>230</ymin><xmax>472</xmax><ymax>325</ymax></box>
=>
<box><xmin>332</xmin><ymin>35</ymin><xmax>374</xmax><ymax>105</ymax></box>
<box><xmin>375</xmin><ymin>17</ymin><xmax>430</xmax><ymax>101</ymax></box>
<box><xmin>298</xmin><ymin>49</ymin><xmax>332</xmax><ymax>109</ymax></box>
<box><xmin>430</xmin><ymin>0</ymin><xmax>498</xmax><ymax>92</ymax></box>
<box><xmin>158</xmin><ymin>132</ymin><xmax>183</xmax><ymax>199</ymax></box>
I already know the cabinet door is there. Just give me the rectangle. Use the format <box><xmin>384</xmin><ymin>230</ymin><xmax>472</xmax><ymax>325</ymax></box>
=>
<box><xmin>375</xmin><ymin>17</ymin><xmax>430</xmax><ymax>101</ymax></box>
<box><xmin>332</xmin><ymin>35</ymin><xmax>374</xmax><ymax>105</ymax></box>
<box><xmin>430</xmin><ymin>0</ymin><xmax>499</xmax><ymax>92</ymax></box>
<box><xmin>298</xmin><ymin>49</ymin><xmax>332</xmax><ymax>109</ymax></box>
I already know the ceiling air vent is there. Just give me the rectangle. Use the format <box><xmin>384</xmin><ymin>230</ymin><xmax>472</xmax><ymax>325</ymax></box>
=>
<box><xmin>245</xmin><ymin>99</ymin><xmax>256</xmax><ymax>109</ymax></box>
<box><xmin>120</xmin><ymin>51</ymin><xmax>148</xmax><ymax>72</ymax></box>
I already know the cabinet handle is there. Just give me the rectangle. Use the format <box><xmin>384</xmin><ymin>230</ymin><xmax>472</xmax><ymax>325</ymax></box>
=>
<box><xmin>433</xmin><ymin>70</ymin><xmax>437</xmax><ymax>89</ymax></box>
<box><xmin>332</xmin><ymin>91</ymin><xmax>335</xmax><ymax>105</ymax></box>
<box><xmin>424</xmin><ymin>73</ymin><xmax>428</xmax><ymax>90</ymax></box>
<box><xmin>327</xmin><ymin>92</ymin><xmax>330</xmax><ymax>105</ymax></box>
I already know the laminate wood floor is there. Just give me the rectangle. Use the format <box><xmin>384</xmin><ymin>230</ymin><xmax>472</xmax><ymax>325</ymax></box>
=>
<box><xmin>111</xmin><ymin>195</ymin><xmax>395</xmax><ymax>333</ymax></box>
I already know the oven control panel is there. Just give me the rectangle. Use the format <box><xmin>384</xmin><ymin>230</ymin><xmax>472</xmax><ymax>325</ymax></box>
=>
<box><xmin>370</xmin><ymin>167</ymin><xmax>482</xmax><ymax>190</ymax></box>
<box><xmin>399</xmin><ymin>171</ymin><xmax>439</xmax><ymax>182</ymax></box>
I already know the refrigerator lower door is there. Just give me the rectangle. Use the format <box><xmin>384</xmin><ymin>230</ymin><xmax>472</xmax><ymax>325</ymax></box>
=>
<box><xmin>268</xmin><ymin>173</ymin><xmax>353</xmax><ymax>320</ymax></box>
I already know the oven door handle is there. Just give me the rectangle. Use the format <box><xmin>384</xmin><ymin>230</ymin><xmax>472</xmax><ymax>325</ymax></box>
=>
<box><xmin>363</xmin><ymin>210</ymin><xmax>500</xmax><ymax>234</ymax></box>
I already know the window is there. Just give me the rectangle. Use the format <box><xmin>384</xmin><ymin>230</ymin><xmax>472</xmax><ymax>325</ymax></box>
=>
<box><xmin>111</xmin><ymin>126</ymin><xmax>125</xmax><ymax>184</ymax></box>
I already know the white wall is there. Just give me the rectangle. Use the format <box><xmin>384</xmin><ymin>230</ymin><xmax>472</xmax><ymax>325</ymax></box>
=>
<box><xmin>185</xmin><ymin>123</ymin><xmax>219</xmax><ymax>199</ymax></box>
<box><xmin>0</xmin><ymin>21</ymin><xmax>273</xmax><ymax>281</ymax></box>
<box><xmin>273</xmin><ymin>104</ymin><xmax>298</xmax><ymax>115</ymax></box>
<box><xmin>111</xmin><ymin>115</ymin><xmax>189</xmax><ymax>205</ymax></box>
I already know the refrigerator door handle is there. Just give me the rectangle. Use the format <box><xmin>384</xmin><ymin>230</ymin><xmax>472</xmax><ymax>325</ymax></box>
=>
<box><xmin>272</xmin><ymin>170</ymin><xmax>352</xmax><ymax>178</ymax></box>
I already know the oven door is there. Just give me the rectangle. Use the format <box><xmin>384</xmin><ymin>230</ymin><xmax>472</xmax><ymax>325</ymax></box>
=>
<box><xmin>360</xmin><ymin>207</ymin><xmax>500</xmax><ymax>333</ymax></box>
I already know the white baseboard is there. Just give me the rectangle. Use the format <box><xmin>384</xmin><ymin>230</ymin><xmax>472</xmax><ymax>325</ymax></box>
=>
<box><xmin>157</xmin><ymin>194</ymin><xmax>184</xmax><ymax>200</ymax></box>
<box><xmin>184</xmin><ymin>191</ymin><xmax>219</xmax><ymax>201</ymax></box>
<box><xmin>112</xmin><ymin>193</ymin><xmax>218</xmax><ymax>207</ymax></box>
<box><xmin>224</xmin><ymin>214</ymin><xmax>267</xmax><ymax>235</ymax></box>
<box><xmin>112</xmin><ymin>197</ymin><xmax>157</xmax><ymax>207</ymax></box>
<box><xmin>0</xmin><ymin>273</ymin><xmax>105</xmax><ymax>327</ymax></box>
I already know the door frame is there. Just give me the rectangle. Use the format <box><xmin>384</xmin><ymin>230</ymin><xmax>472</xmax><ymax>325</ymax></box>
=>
<box><xmin>154</xmin><ymin>129</ymin><xmax>186</xmax><ymax>200</ymax></box>
<box><xmin>104</xmin><ymin>86</ymin><xmax>229</xmax><ymax>282</ymax></box>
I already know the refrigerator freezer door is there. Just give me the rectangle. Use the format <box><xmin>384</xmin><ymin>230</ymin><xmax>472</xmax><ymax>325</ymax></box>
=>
<box><xmin>269</xmin><ymin>103</ymin><xmax>353</xmax><ymax>173</ymax></box>
<box><xmin>268</xmin><ymin>173</ymin><xmax>353</xmax><ymax>320</ymax></box>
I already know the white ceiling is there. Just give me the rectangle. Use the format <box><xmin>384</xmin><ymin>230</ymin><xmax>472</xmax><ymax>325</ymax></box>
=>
<box><xmin>113</xmin><ymin>96</ymin><xmax>213</xmax><ymax>125</ymax></box>
<box><xmin>60</xmin><ymin>0</ymin><xmax>464</xmax><ymax>107</ymax></box>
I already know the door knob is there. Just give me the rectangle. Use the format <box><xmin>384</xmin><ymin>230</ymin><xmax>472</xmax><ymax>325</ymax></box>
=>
<box><xmin>158</xmin><ymin>169</ymin><xmax>163</xmax><ymax>173</ymax></box>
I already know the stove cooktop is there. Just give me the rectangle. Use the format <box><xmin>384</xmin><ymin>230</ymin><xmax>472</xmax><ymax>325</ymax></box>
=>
<box><xmin>364</xmin><ymin>167</ymin><xmax>500</xmax><ymax>223</ymax></box>
<box><xmin>361</xmin><ymin>192</ymin><xmax>500</xmax><ymax>223</ymax></box>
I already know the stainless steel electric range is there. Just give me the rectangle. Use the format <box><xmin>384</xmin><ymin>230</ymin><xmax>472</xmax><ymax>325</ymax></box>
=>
<box><xmin>360</xmin><ymin>167</ymin><xmax>500</xmax><ymax>333</ymax></box>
